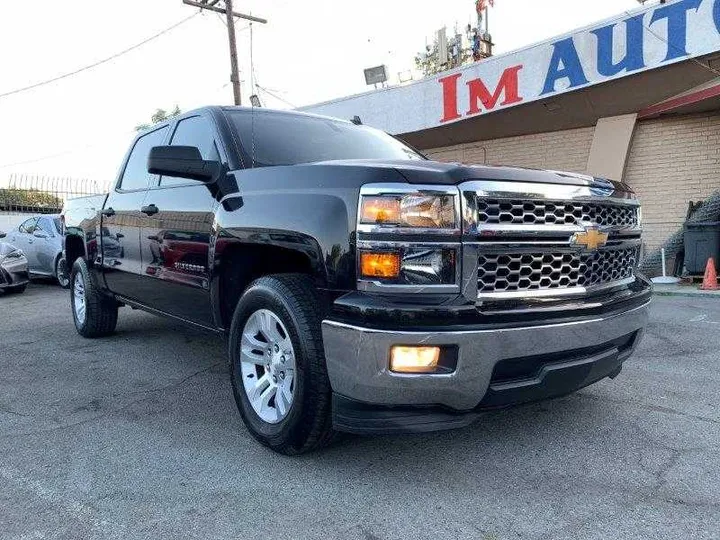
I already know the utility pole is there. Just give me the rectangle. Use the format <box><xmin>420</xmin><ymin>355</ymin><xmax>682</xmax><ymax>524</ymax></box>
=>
<box><xmin>224</xmin><ymin>0</ymin><xmax>242</xmax><ymax>105</ymax></box>
<box><xmin>182</xmin><ymin>0</ymin><xmax>267</xmax><ymax>106</ymax></box>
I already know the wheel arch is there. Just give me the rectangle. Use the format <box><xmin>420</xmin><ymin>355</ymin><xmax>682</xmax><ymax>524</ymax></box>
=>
<box><xmin>212</xmin><ymin>238</ymin><xmax>328</xmax><ymax>331</ymax></box>
<box><xmin>64</xmin><ymin>233</ymin><xmax>88</xmax><ymax>268</ymax></box>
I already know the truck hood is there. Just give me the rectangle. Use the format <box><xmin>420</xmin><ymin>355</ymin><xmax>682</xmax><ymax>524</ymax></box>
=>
<box><xmin>313</xmin><ymin>159</ymin><xmax>631</xmax><ymax>192</ymax></box>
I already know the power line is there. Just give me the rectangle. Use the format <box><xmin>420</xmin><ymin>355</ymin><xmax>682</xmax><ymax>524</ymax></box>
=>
<box><xmin>255</xmin><ymin>84</ymin><xmax>296</xmax><ymax>108</ymax></box>
<box><xmin>0</xmin><ymin>80</ymin><xmax>236</xmax><ymax>170</ymax></box>
<box><xmin>183</xmin><ymin>1</ymin><xmax>267</xmax><ymax>106</ymax></box>
<box><xmin>0</xmin><ymin>13</ymin><xmax>200</xmax><ymax>100</ymax></box>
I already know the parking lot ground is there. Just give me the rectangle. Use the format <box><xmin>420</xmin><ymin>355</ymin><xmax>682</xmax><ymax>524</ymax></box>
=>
<box><xmin>0</xmin><ymin>282</ymin><xmax>719</xmax><ymax>540</ymax></box>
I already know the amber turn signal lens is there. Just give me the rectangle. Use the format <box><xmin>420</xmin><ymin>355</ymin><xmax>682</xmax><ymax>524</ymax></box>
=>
<box><xmin>391</xmin><ymin>346</ymin><xmax>441</xmax><ymax>373</ymax></box>
<box><xmin>360</xmin><ymin>252</ymin><xmax>400</xmax><ymax>278</ymax></box>
<box><xmin>360</xmin><ymin>197</ymin><xmax>401</xmax><ymax>224</ymax></box>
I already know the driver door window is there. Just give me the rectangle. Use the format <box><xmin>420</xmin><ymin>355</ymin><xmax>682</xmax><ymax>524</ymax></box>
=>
<box><xmin>161</xmin><ymin>115</ymin><xmax>220</xmax><ymax>186</ymax></box>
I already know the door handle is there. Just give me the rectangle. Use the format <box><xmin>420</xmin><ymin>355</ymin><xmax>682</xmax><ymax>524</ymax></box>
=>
<box><xmin>101</xmin><ymin>207</ymin><xmax>115</xmax><ymax>217</ymax></box>
<box><xmin>141</xmin><ymin>204</ymin><xmax>159</xmax><ymax>216</ymax></box>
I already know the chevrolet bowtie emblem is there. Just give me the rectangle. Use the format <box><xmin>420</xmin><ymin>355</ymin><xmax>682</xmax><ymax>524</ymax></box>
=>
<box><xmin>571</xmin><ymin>227</ymin><xmax>609</xmax><ymax>251</ymax></box>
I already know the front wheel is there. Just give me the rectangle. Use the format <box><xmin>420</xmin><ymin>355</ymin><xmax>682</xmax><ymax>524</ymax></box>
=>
<box><xmin>228</xmin><ymin>274</ymin><xmax>335</xmax><ymax>455</ymax></box>
<box><xmin>70</xmin><ymin>258</ymin><xmax>118</xmax><ymax>338</ymax></box>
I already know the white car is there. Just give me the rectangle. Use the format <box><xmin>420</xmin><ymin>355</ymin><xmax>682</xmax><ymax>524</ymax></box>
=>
<box><xmin>4</xmin><ymin>214</ymin><xmax>69</xmax><ymax>288</ymax></box>
<box><xmin>0</xmin><ymin>231</ymin><xmax>30</xmax><ymax>294</ymax></box>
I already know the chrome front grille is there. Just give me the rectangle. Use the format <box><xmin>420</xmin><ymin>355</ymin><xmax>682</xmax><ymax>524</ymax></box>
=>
<box><xmin>477</xmin><ymin>246</ymin><xmax>640</xmax><ymax>294</ymax></box>
<box><xmin>462</xmin><ymin>180</ymin><xmax>642</xmax><ymax>301</ymax></box>
<box><xmin>477</xmin><ymin>199</ymin><xmax>639</xmax><ymax>228</ymax></box>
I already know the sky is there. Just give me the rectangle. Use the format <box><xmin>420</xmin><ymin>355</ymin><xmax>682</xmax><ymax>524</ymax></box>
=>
<box><xmin>0</xmin><ymin>0</ymin><xmax>643</xmax><ymax>189</ymax></box>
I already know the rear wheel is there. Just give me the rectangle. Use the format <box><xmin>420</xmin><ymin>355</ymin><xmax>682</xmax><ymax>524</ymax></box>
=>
<box><xmin>228</xmin><ymin>274</ymin><xmax>334</xmax><ymax>455</ymax></box>
<box><xmin>55</xmin><ymin>256</ymin><xmax>70</xmax><ymax>289</ymax></box>
<box><xmin>71</xmin><ymin>258</ymin><xmax>118</xmax><ymax>338</ymax></box>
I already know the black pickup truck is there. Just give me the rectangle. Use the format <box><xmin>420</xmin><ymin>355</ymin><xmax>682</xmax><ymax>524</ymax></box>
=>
<box><xmin>63</xmin><ymin>106</ymin><xmax>651</xmax><ymax>454</ymax></box>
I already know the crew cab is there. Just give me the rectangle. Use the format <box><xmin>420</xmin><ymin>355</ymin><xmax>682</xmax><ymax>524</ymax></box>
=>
<box><xmin>63</xmin><ymin>106</ymin><xmax>651</xmax><ymax>454</ymax></box>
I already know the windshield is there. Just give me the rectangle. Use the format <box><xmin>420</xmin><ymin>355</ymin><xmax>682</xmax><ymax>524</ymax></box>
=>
<box><xmin>227</xmin><ymin>110</ymin><xmax>424</xmax><ymax>167</ymax></box>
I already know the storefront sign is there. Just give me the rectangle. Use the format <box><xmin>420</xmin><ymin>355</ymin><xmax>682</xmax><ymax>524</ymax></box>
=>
<box><xmin>302</xmin><ymin>0</ymin><xmax>720</xmax><ymax>134</ymax></box>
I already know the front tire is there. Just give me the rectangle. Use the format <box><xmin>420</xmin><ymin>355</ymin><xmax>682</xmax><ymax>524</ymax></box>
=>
<box><xmin>71</xmin><ymin>258</ymin><xmax>118</xmax><ymax>338</ymax></box>
<box><xmin>228</xmin><ymin>274</ymin><xmax>334</xmax><ymax>455</ymax></box>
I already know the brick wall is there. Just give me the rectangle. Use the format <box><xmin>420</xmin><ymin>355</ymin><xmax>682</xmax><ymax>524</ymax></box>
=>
<box><xmin>624</xmin><ymin>112</ymin><xmax>720</xmax><ymax>253</ymax></box>
<box><xmin>425</xmin><ymin>112</ymin><xmax>720</xmax><ymax>265</ymax></box>
<box><xmin>425</xmin><ymin>126</ymin><xmax>595</xmax><ymax>173</ymax></box>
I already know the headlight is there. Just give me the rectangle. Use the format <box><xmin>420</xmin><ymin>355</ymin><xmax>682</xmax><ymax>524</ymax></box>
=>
<box><xmin>360</xmin><ymin>194</ymin><xmax>457</xmax><ymax>229</ymax></box>
<box><xmin>359</xmin><ymin>247</ymin><xmax>457</xmax><ymax>285</ymax></box>
<box><xmin>4</xmin><ymin>249</ymin><xmax>24</xmax><ymax>260</ymax></box>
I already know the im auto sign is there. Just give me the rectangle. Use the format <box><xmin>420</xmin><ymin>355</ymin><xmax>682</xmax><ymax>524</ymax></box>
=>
<box><xmin>302</xmin><ymin>0</ymin><xmax>720</xmax><ymax>134</ymax></box>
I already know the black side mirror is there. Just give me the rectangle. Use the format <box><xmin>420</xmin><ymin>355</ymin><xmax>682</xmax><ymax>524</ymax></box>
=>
<box><xmin>147</xmin><ymin>146</ymin><xmax>220</xmax><ymax>183</ymax></box>
<box><xmin>0</xmin><ymin>231</ymin><xmax>6</xmax><ymax>239</ymax></box>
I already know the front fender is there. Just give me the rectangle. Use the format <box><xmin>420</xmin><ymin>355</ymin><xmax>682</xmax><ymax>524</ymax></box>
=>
<box><xmin>212</xmin><ymin>164</ymin><xmax>406</xmax><ymax>291</ymax></box>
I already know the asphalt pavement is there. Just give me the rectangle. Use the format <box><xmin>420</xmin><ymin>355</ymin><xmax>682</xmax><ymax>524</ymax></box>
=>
<box><xmin>1</xmin><ymin>282</ymin><xmax>718</xmax><ymax>540</ymax></box>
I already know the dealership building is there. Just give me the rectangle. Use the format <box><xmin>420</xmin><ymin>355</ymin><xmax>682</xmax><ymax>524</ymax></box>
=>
<box><xmin>302</xmin><ymin>0</ymin><xmax>720</xmax><ymax>271</ymax></box>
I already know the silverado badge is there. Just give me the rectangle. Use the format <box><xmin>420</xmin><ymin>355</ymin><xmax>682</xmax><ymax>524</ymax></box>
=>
<box><xmin>571</xmin><ymin>227</ymin><xmax>609</xmax><ymax>251</ymax></box>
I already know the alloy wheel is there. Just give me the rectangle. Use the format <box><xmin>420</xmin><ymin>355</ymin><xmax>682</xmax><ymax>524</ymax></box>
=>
<box><xmin>57</xmin><ymin>258</ymin><xmax>70</xmax><ymax>288</ymax></box>
<box><xmin>73</xmin><ymin>272</ymin><xmax>86</xmax><ymax>325</ymax></box>
<box><xmin>239</xmin><ymin>309</ymin><xmax>296</xmax><ymax>424</ymax></box>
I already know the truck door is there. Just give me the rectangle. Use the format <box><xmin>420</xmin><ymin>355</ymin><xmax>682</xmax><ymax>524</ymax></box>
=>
<box><xmin>138</xmin><ymin>115</ymin><xmax>220</xmax><ymax>326</ymax></box>
<box><xmin>102</xmin><ymin>125</ymin><xmax>169</xmax><ymax>300</ymax></box>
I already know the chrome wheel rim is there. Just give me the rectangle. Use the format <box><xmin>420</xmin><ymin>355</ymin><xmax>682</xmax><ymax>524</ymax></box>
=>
<box><xmin>73</xmin><ymin>273</ymin><xmax>86</xmax><ymax>325</ymax></box>
<box><xmin>239</xmin><ymin>309</ymin><xmax>296</xmax><ymax>424</ymax></box>
<box><xmin>57</xmin><ymin>258</ymin><xmax>69</xmax><ymax>287</ymax></box>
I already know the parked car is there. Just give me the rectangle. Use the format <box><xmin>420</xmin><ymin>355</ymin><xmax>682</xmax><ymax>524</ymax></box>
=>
<box><xmin>0</xmin><ymin>231</ymin><xmax>30</xmax><ymax>294</ymax></box>
<box><xmin>5</xmin><ymin>214</ymin><xmax>69</xmax><ymax>288</ymax></box>
<box><xmin>63</xmin><ymin>106</ymin><xmax>651</xmax><ymax>455</ymax></box>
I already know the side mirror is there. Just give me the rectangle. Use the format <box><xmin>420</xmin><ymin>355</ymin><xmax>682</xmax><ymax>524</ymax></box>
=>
<box><xmin>0</xmin><ymin>231</ymin><xmax>6</xmax><ymax>239</ymax></box>
<box><xmin>147</xmin><ymin>146</ymin><xmax>220</xmax><ymax>183</ymax></box>
<box><xmin>34</xmin><ymin>230</ymin><xmax>49</xmax><ymax>239</ymax></box>
<box><xmin>115</xmin><ymin>233</ymin><xmax>124</xmax><ymax>239</ymax></box>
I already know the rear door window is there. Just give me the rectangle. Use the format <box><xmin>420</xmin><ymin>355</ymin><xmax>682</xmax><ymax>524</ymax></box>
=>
<box><xmin>161</xmin><ymin>116</ymin><xmax>220</xmax><ymax>187</ymax></box>
<box><xmin>118</xmin><ymin>126</ymin><xmax>168</xmax><ymax>191</ymax></box>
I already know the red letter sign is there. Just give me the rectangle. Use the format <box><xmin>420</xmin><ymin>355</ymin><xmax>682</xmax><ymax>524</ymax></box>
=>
<box><xmin>438</xmin><ymin>73</ymin><xmax>463</xmax><ymax>123</ymax></box>
<box><xmin>466</xmin><ymin>64</ymin><xmax>523</xmax><ymax>115</ymax></box>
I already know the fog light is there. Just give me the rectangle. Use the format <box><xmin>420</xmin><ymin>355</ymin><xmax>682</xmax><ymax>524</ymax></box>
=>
<box><xmin>360</xmin><ymin>252</ymin><xmax>400</xmax><ymax>278</ymax></box>
<box><xmin>391</xmin><ymin>346</ymin><xmax>441</xmax><ymax>373</ymax></box>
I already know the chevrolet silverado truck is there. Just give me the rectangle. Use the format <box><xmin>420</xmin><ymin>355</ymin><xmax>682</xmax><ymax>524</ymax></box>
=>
<box><xmin>63</xmin><ymin>106</ymin><xmax>651</xmax><ymax>454</ymax></box>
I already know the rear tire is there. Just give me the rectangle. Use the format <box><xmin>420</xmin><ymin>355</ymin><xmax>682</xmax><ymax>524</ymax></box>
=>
<box><xmin>228</xmin><ymin>274</ymin><xmax>335</xmax><ymax>455</ymax></box>
<box><xmin>56</xmin><ymin>256</ymin><xmax>70</xmax><ymax>289</ymax></box>
<box><xmin>71</xmin><ymin>258</ymin><xmax>118</xmax><ymax>338</ymax></box>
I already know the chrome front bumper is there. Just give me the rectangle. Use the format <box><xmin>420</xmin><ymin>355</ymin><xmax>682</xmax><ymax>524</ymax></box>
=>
<box><xmin>322</xmin><ymin>301</ymin><xmax>649</xmax><ymax>411</ymax></box>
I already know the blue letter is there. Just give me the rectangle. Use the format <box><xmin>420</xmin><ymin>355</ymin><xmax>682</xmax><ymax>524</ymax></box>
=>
<box><xmin>714</xmin><ymin>0</ymin><xmax>720</xmax><ymax>34</ymax></box>
<box><xmin>541</xmin><ymin>37</ymin><xmax>589</xmax><ymax>95</ymax></box>
<box><xmin>650</xmin><ymin>0</ymin><xmax>703</xmax><ymax>62</ymax></box>
<box><xmin>591</xmin><ymin>14</ymin><xmax>646</xmax><ymax>76</ymax></box>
